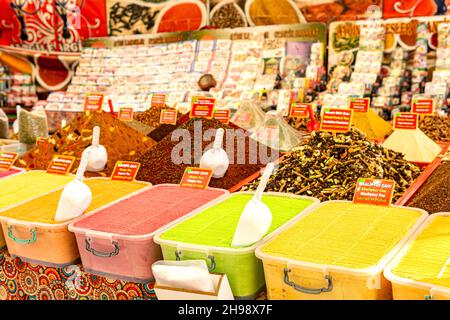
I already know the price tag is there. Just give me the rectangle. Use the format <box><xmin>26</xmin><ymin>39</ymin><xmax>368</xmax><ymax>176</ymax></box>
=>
<box><xmin>0</xmin><ymin>152</ymin><xmax>18</xmax><ymax>171</ymax></box>
<box><xmin>213</xmin><ymin>109</ymin><xmax>231</xmax><ymax>124</ymax></box>
<box><xmin>151</xmin><ymin>94</ymin><xmax>167</xmax><ymax>108</ymax></box>
<box><xmin>349</xmin><ymin>98</ymin><xmax>370</xmax><ymax>113</ymax></box>
<box><xmin>118</xmin><ymin>107</ymin><xmax>134</xmax><ymax>121</ymax></box>
<box><xmin>84</xmin><ymin>93</ymin><xmax>104</xmax><ymax>112</ymax></box>
<box><xmin>190</xmin><ymin>96</ymin><xmax>215</xmax><ymax>119</ymax></box>
<box><xmin>394</xmin><ymin>112</ymin><xmax>418</xmax><ymax>130</ymax></box>
<box><xmin>320</xmin><ymin>108</ymin><xmax>353</xmax><ymax>133</ymax></box>
<box><xmin>289</xmin><ymin>102</ymin><xmax>309</xmax><ymax>118</ymax></box>
<box><xmin>111</xmin><ymin>161</ymin><xmax>140</xmax><ymax>181</ymax></box>
<box><xmin>412</xmin><ymin>98</ymin><xmax>434</xmax><ymax>115</ymax></box>
<box><xmin>47</xmin><ymin>155</ymin><xmax>76</xmax><ymax>175</ymax></box>
<box><xmin>160</xmin><ymin>109</ymin><xmax>178</xmax><ymax>125</ymax></box>
<box><xmin>353</xmin><ymin>178</ymin><xmax>395</xmax><ymax>207</ymax></box>
<box><xmin>180</xmin><ymin>167</ymin><xmax>212</xmax><ymax>190</ymax></box>
<box><xmin>36</xmin><ymin>137</ymin><xmax>47</xmax><ymax>146</ymax></box>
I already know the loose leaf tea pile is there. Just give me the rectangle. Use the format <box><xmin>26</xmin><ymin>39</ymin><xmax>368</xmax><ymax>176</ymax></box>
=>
<box><xmin>136</xmin><ymin>118</ymin><xmax>277</xmax><ymax>190</ymax></box>
<box><xmin>17</xmin><ymin>111</ymin><xmax>156</xmax><ymax>177</ymax></box>
<box><xmin>419</xmin><ymin>115</ymin><xmax>450</xmax><ymax>142</ymax></box>
<box><xmin>245</xmin><ymin>129</ymin><xmax>421</xmax><ymax>202</ymax></box>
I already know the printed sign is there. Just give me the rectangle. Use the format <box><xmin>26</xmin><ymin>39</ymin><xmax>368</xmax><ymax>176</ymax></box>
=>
<box><xmin>47</xmin><ymin>155</ymin><xmax>76</xmax><ymax>175</ymax></box>
<box><xmin>84</xmin><ymin>93</ymin><xmax>104</xmax><ymax>112</ymax></box>
<box><xmin>353</xmin><ymin>178</ymin><xmax>396</xmax><ymax>207</ymax></box>
<box><xmin>160</xmin><ymin>109</ymin><xmax>178</xmax><ymax>125</ymax></box>
<box><xmin>151</xmin><ymin>94</ymin><xmax>167</xmax><ymax>108</ymax></box>
<box><xmin>289</xmin><ymin>102</ymin><xmax>310</xmax><ymax>118</ymax></box>
<box><xmin>111</xmin><ymin>161</ymin><xmax>141</xmax><ymax>181</ymax></box>
<box><xmin>394</xmin><ymin>113</ymin><xmax>418</xmax><ymax>130</ymax></box>
<box><xmin>180</xmin><ymin>167</ymin><xmax>213</xmax><ymax>190</ymax></box>
<box><xmin>190</xmin><ymin>97</ymin><xmax>215</xmax><ymax>119</ymax></box>
<box><xmin>320</xmin><ymin>108</ymin><xmax>353</xmax><ymax>133</ymax></box>
<box><xmin>349</xmin><ymin>98</ymin><xmax>370</xmax><ymax>113</ymax></box>
<box><xmin>118</xmin><ymin>107</ymin><xmax>134</xmax><ymax>121</ymax></box>
<box><xmin>0</xmin><ymin>152</ymin><xmax>18</xmax><ymax>170</ymax></box>
<box><xmin>213</xmin><ymin>109</ymin><xmax>231</xmax><ymax>124</ymax></box>
<box><xmin>412</xmin><ymin>98</ymin><xmax>434</xmax><ymax>115</ymax></box>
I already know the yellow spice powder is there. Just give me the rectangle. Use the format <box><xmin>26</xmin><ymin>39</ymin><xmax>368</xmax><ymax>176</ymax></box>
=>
<box><xmin>352</xmin><ymin>109</ymin><xmax>393</xmax><ymax>140</ymax></box>
<box><xmin>249</xmin><ymin>0</ymin><xmax>300</xmax><ymax>25</ymax></box>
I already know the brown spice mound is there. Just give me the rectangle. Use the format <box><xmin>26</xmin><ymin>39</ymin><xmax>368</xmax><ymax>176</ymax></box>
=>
<box><xmin>136</xmin><ymin>118</ymin><xmax>278</xmax><ymax>190</ymax></box>
<box><xmin>419</xmin><ymin>115</ymin><xmax>450</xmax><ymax>142</ymax></box>
<box><xmin>17</xmin><ymin>111</ymin><xmax>156</xmax><ymax>177</ymax></box>
<box><xmin>134</xmin><ymin>105</ymin><xmax>183</xmax><ymax>142</ymax></box>
<box><xmin>408</xmin><ymin>161</ymin><xmax>450</xmax><ymax>213</ymax></box>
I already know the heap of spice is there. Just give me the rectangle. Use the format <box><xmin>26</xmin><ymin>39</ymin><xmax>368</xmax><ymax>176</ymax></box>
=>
<box><xmin>407</xmin><ymin>160</ymin><xmax>450</xmax><ymax>213</ymax></box>
<box><xmin>17</xmin><ymin>111</ymin><xmax>156</xmax><ymax>177</ymax></box>
<box><xmin>352</xmin><ymin>109</ymin><xmax>393</xmax><ymax>141</ymax></box>
<box><xmin>211</xmin><ymin>2</ymin><xmax>246</xmax><ymax>28</ymax></box>
<box><xmin>248</xmin><ymin>0</ymin><xmax>301</xmax><ymax>25</ymax></box>
<box><xmin>136</xmin><ymin>118</ymin><xmax>277</xmax><ymax>190</ymax></box>
<box><xmin>134</xmin><ymin>105</ymin><xmax>184</xmax><ymax>142</ymax></box>
<box><xmin>244</xmin><ymin>128</ymin><xmax>421</xmax><ymax>202</ymax></box>
<box><xmin>419</xmin><ymin>115</ymin><xmax>450</xmax><ymax>142</ymax></box>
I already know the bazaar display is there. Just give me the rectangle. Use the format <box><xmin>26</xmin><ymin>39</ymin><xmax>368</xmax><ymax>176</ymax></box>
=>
<box><xmin>0</xmin><ymin>4</ymin><xmax>450</xmax><ymax>303</ymax></box>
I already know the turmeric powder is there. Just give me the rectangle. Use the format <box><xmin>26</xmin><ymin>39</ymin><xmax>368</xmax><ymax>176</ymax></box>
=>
<box><xmin>249</xmin><ymin>0</ymin><xmax>300</xmax><ymax>25</ymax></box>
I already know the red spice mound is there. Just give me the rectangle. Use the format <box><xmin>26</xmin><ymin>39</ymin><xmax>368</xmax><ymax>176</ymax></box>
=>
<box><xmin>17</xmin><ymin>111</ymin><xmax>156</xmax><ymax>177</ymax></box>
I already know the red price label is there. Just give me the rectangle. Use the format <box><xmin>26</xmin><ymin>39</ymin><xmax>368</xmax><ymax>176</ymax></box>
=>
<box><xmin>394</xmin><ymin>113</ymin><xmax>418</xmax><ymax>130</ymax></box>
<box><xmin>320</xmin><ymin>108</ymin><xmax>353</xmax><ymax>133</ymax></box>
<box><xmin>180</xmin><ymin>167</ymin><xmax>212</xmax><ymax>190</ymax></box>
<box><xmin>160</xmin><ymin>109</ymin><xmax>178</xmax><ymax>125</ymax></box>
<box><xmin>84</xmin><ymin>93</ymin><xmax>104</xmax><ymax>112</ymax></box>
<box><xmin>151</xmin><ymin>94</ymin><xmax>166</xmax><ymax>108</ymax></box>
<box><xmin>36</xmin><ymin>137</ymin><xmax>47</xmax><ymax>146</ymax></box>
<box><xmin>213</xmin><ymin>109</ymin><xmax>231</xmax><ymax>124</ymax></box>
<box><xmin>190</xmin><ymin>97</ymin><xmax>215</xmax><ymax>119</ymax></box>
<box><xmin>349</xmin><ymin>98</ymin><xmax>370</xmax><ymax>113</ymax></box>
<box><xmin>353</xmin><ymin>178</ymin><xmax>395</xmax><ymax>207</ymax></box>
<box><xmin>47</xmin><ymin>155</ymin><xmax>76</xmax><ymax>175</ymax></box>
<box><xmin>0</xmin><ymin>152</ymin><xmax>18</xmax><ymax>171</ymax></box>
<box><xmin>289</xmin><ymin>102</ymin><xmax>309</xmax><ymax>118</ymax></box>
<box><xmin>111</xmin><ymin>161</ymin><xmax>141</xmax><ymax>181</ymax></box>
<box><xmin>118</xmin><ymin>107</ymin><xmax>134</xmax><ymax>121</ymax></box>
<box><xmin>412</xmin><ymin>98</ymin><xmax>434</xmax><ymax>115</ymax></box>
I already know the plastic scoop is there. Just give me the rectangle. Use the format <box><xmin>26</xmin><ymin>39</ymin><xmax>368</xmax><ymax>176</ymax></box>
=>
<box><xmin>199</xmin><ymin>128</ymin><xmax>229</xmax><ymax>178</ymax></box>
<box><xmin>54</xmin><ymin>151</ymin><xmax>92</xmax><ymax>222</ymax></box>
<box><xmin>82</xmin><ymin>126</ymin><xmax>108</xmax><ymax>172</ymax></box>
<box><xmin>231</xmin><ymin>162</ymin><xmax>275</xmax><ymax>247</ymax></box>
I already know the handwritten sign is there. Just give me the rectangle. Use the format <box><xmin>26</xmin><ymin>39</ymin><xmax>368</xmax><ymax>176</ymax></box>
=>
<box><xmin>190</xmin><ymin>97</ymin><xmax>215</xmax><ymax>119</ymax></box>
<box><xmin>353</xmin><ymin>178</ymin><xmax>395</xmax><ymax>207</ymax></box>
<box><xmin>289</xmin><ymin>102</ymin><xmax>309</xmax><ymax>118</ymax></box>
<box><xmin>412</xmin><ymin>98</ymin><xmax>434</xmax><ymax>115</ymax></box>
<box><xmin>118</xmin><ymin>107</ymin><xmax>134</xmax><ymax>121</ymax></box>
<box><xmin>349</xmin><ymin>98</ymin><xmax>370</xmax><ymax>113</ymax></box>
<box><xmin>47</xmin><ymin>155</ymin><xmax>76</xmax><ymax>175</ymax></box>
<box><xmin>111</xmin><ymin>161</ymin><xmax>140</xmax><ymax>181</ymax></box>
<box><xmin>84</xmin><ymin>93</ymin><xmax>104</xmax><ymax>112</ymax></box>
<box><xmin>320</xmin><ymin>108</ymin><xmax>353</xmax><ymax>133</ymax></box>
<box><xmin>180</xmin><ymin>167</ymin><xmax>212</xmax><ymax>190</ymax></box>
<box><xmin>160</xmin><ymin>109</ymin><xmax>178</xmax><ymax>125</ymax></box>
<box><xmin>394</xmin><ymin>113</ymin><xmax>418</xmax><ymax>130</ymax></box>
<box><xmin>213</xmin><ymin>109</ymin><xmax>231</xmax><ymax>124</ymax></box>
<box><xmin>151</xmin><ymin>94</ymin><xmax>166</xmax><ymax>108</ymax></box>
<box><xmin>0</xmin><ymin>152</ymin><xmax>18</xmax><ymax>170</ymax></box>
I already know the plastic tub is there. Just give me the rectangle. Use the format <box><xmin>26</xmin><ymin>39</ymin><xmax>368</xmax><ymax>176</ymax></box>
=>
<box><xmin>0</xmin><ymin>167</ymin><xmax>25</xmax><ymax>179</ymax></box>
<box><xmin>69</xmin><ymin>184</ymin><xmax>228</xmax><ymax>283</ymax></box>
<box><xmin>0</xmin><ymin>178</ymin><xmax>149</xmax><ymax>265</ymax></box>
<box><xmin>384</xmin><ymin>212</ymin><xmax>450</xmax><ymax>300</ymax></box>
<box><xmin>154</xmin><ymin>192</ymin><xmax>319</xmax><ymax>299</ymax></box>
<box><xmin>256</xmin><ymin>201</ymin><xmax>428</xmax><ymax>300</ymax></box>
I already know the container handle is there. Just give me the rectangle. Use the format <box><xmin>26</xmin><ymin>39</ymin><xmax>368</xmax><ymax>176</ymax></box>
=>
<box><xmin>85</xmin><ymin>238</ymin><xmax>119</xmax><ymax>258</ymax></box>
<box><xmin>8</xmin><ymin>226</ymin><xmax>37</xmax><ymax>245</ymax></box>
<box><xmin>283</xmin><ymin>268</ymin><xmax>333</xmax><ymax>295</ymax></box>
<box><xmin>175</xmin><ymin>250</ymin><xmax>216</xmax><ymax>272</ymax></box>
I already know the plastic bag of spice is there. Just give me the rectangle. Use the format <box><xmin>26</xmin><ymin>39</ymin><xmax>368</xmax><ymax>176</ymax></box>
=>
<box><xmin>31</xmin><ymin>106</ymin><xmax>49</xmax><ymax>141</ymax></box>
<box><xmin>18</xmin><ymin>106</ymin><xmax>49</xmax><ymax>145</ymax></box>
<box><xmin>0</xmin><ymin>108</ymin><xmax>9</xmax><ymax>139</ymax></box>
<box><xmin>230</xmin><ymin>99</ymin><xmax>265</xmax><ymax>133</ymax></box>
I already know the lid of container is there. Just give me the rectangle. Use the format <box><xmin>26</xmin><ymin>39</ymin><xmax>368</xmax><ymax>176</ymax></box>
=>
<box><xmin>72</xmin><ymin>184</ymin><xmax>228</xmax><ymax>236</ymax></box>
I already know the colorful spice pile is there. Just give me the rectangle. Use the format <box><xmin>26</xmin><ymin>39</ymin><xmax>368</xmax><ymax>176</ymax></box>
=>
<box><xmin>352</xmin><ymin>109</ymin><xmax>393</xmax><ymax>141</ymax></box>
<box><xmin>248</xmin><ymin>0</ymin><xmax>301</xmax><ymax>25</ymax></box>
<box><xmin>134</xmin><ymin>105</ymin><xmax>184</xmax><ymax>142</ymax></box>
<box><xmin>17</xmin><ymin>111</ymin><xmax>156</xmax><ymax>177</ymax></box>
<box><xmin>408</xmin><ymin>161</ymin><xmax>450</xmax><ymax>213</ymax></box>
<box><xmin>136</xmin><ymin>118</ymin><xmax>277</xmax><ymax>190</ymax></box>
<box><xmin>419</xmin><ymin>115</ymin><xmax>450</xmax><ymax>142</ymax></box>
<box><xmin>244</xmin><ymin>129</ymin><xmax>421</xmax><ymax>202</ymax></box>
<box><xmin>211</xmin><ymin>2</ymin><xmax>246</xmax><ymax>28</ymax></box>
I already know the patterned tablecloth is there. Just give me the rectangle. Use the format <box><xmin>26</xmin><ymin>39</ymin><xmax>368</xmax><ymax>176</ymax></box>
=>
<box><xmin>0</xmin><ymin>248</ymin><xmax>156</xmax><ymax>300</ymax></box>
